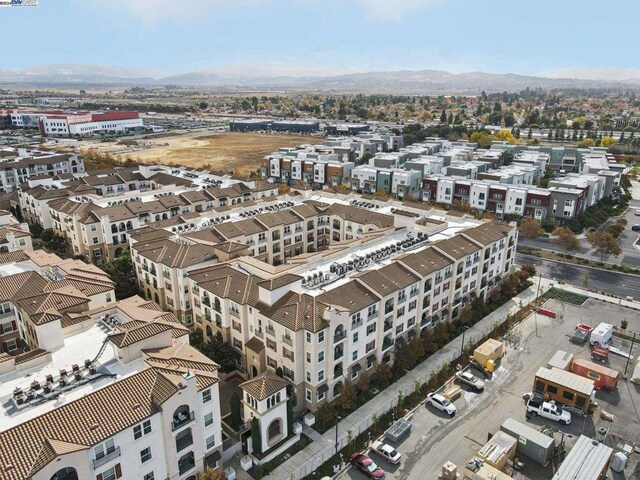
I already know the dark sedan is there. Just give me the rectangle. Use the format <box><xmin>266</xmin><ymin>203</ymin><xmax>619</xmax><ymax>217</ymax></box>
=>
<box><xmin>350</xmin><ymin>453</ymin><xmax>386</xmax><ymax>479</ymax></box>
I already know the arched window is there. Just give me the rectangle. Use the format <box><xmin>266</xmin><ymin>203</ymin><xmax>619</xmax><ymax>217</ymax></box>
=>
<box><xmin>146</xmin><ymin>288</ymin><xmax>151</xmax><ymax>299</ymax></box>
<box><xmin>118</xmin><ymin>222</ymin><xmax>126</xmax><ymax>232</ymax></box>
<box><xmin>50</xmin><ymin>467</ymin><xmax>79</xmax><ymax>480</ymax></box>
<box><xmin>126</xmin><ymin>221</ymin><xmax>133</xmax><ymax>230</ymax></box>
<box><xmin>155</xmin><ymin>215</ymin><xmax>160</xmax><ymax>221</ymax></box>
<box><xmin>206</xmin><ymin>325</ymin><xmax>213</xmax><ymax>338</ymax></box>
<box><xmin>267</xmin><ymin>418</ymin><xmax>282</xmax><ymax>443</ymax></box>
<box><xmin>162</xmin><ymin>213</ymin><xmax>168</xmax><ymax>220</ymax></box>
<box><xmin>214</xmin><ymin>298</ymin><xmax>221</xmax><ymax>312</ymax></box>
<box><xmin>154</xmin><ymin>293</ymin><xmax>160</xmax><ymax>304</ymax></box>
<box><xmin>111</xmin><ymin>224</ymin><xmax>117</xmax><ymax>233</ymax></box>
<box><xmin>333</xmin><ymin>382</ymin><xmax>343</xmax><ymax>397</ymax></box>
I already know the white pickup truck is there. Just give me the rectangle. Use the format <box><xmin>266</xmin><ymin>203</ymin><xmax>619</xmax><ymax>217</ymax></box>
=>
<box><xmin>526</xmin><ymin>398</ymin><xmax>572</xmax><ymax>425</ymax></box>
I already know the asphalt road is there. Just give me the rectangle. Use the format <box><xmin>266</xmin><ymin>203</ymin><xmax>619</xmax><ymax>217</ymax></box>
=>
<box><xmin>516</xmin><ymin>253</ymin><xmax>640</xmax><ymax>299</ymax></box>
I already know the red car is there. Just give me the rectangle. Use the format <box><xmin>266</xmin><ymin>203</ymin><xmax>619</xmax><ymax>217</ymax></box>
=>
<box><xmin>351</xmin><ymin>453</ymin><xmax>386</xmax><ymax>479</ymax></box>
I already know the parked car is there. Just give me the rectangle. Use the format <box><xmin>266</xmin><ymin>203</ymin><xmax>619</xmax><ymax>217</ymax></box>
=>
<box><xmin>426</xmin><ymin>392</ymin><xmax>457</xmax><ymax>417</ymax></box>
<box><xmin>632</xmin><ymin>224</ymin><xmax>640</xmax><ymax>232</ymax></box>
<box><xmin>635</xmin><ymin>210</ymin><xmax>640</xmax><ymax>216</ymax></box>
<box><xmin>371</xmin><ymin>441</ymin><xmax>402</xmax><ymax>464</ymax></box>
<box><xmin>455</xmin><ymin>371</ymin><xmax>485</xmax><ymax>392</ymax></box>
<box><xmin>350</xmin><ymin>453</ymin><xmax>386</xmax><ymax>479</ymax></box>
<box><xmin>526</xmin><ymin>398</ymin><xmax>571</xmax><ymax>425</ymax></box>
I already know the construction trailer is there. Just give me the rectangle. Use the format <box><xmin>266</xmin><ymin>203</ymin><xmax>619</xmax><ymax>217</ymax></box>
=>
<box><xmin>570</xmin><ymin>358</ymin><xmax>620</xmax><ymax>391</ymax></box>
<box><xmin>500</xmin><ymin>418</ymin><xmax>554</xmax><ymax>466</ymax></box>
<box><xmin>533</xmin><ymin>367</ymin><xmax>595</xmax><ymax>413</ymax></box>
<box><xmin>551</xmin><ymin>435</ymin><xmax>613</xmax><ymax>480</ymax></box>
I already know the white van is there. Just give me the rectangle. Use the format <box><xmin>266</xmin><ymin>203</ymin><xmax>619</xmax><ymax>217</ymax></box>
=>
<box><xmin>590</xmin><ymin>322</ymin><xmax>613</xmax><ymax>346</ymax></box>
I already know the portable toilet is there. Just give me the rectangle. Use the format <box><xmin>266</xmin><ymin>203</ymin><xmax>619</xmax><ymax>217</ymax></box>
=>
<box><xmin>611</xmin><ymin>452</ymin><xmax>628</xmax><ymax>473</ymax></box>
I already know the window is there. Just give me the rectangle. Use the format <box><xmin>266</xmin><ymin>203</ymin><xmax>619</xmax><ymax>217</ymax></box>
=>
<box><xmin>206</xmin><ymin>435</ymin><xmax>216</xmax><ymax>450</ymax></box>
<box><xmin>318</xmin><ymin>370</ymin><xmax>325</xmax><ymax>382</ymax></box>
<box><xmin>143</xmin><ymin>473</ymin><xmax>155</xmax><ymax>480</ymax></box>
<box><xmin>352</xmin><ymin>332</ymin><xmax>359</xmax><ymax>343</ymax></box>
<box><xmin>306</xmin><ymin>332</ymin><xmax>311</xmax><ymax>343</ymax></box>
<box><xmin>204</xmin><ymin>412</ymin><xmax>214</xmax><ymax>427</ymax></box>
<box><xmin>562</xmin><ymin>391</ymin><xmax>574</xmax><ymax>401</ymax></box>
<box><xmin>306</xmin><ymin>352</ymin><xmax>311</xmax><ymax>363</ymax></box>
<box><xmin>547</xmin><ymin>385</ymin><xmax>558</xmax><ymax>394</ymax></box>
<box><xmin>202</xmin><ymin>389</ymin><xmax>212</xmax><ymax>403</ymax></box>
<box><xmin>102</xmin><ymin>466</ymin><xmax>118</xmax><ymax>480</ymax></box>
<box><xmin>140</xmin><ymin>447</ymin><xmax>152</xmax><ymax>463</ymax></box>
<box><xmin>306</xmin><ymin>371</ymin><xmax>311</xmax><ymax>382</ymax></box>
<box><xmin>366</xmin><ymin>340</ymin><xmax>375</xmax><ymax>353</ymax></box>
<box><xmin>133</xmin><ymin>420</ymin><xmax>152</xmax><ymax>440</ymax></box>
<box><xmin>306</xmin><ymin>389</ymin><xmax>312</xmax><ymax>401</ymax></box>
<box><xmin>352</xmin><ymin>350</ymin><xmax>358</xmax><ymax>361</ymax></box>
<box><xmin>318</xmin><ymin>331</ymin><xmax>325</xmax><ymax>342</ymax></box>
<box><xmin>318</xmin><ymin>351</ymin><xmax>325</xmax><ymax>362</ymax></box>
<box><xmin>94</xmin><ymin>438</ymin><xmax>115</xmax><ymax>460</ymax></box>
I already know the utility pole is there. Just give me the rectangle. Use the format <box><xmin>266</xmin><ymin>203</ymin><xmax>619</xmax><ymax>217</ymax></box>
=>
<box><xmin>334</xmin><ymin>415</ymin><xmax>342</xmax><ymax>454</ymax></box>
<box><xmin>534</xmin><ymin>274</ymin><xmax>543</xmax><ymax>337</ymax></box>
<box><xmin>461</xmin><ymin>326</ymin><xmax>469</xmax><ymax>358</ymax></box>
<box><xmin>623</xmin><ymin>331</ymin><xmax>637</xmax><ymax>377</ymax></box>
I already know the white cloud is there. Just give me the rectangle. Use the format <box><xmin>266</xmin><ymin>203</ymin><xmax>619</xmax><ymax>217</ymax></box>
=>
<box><xmin>355</xmin><ymin>0</ymin><xmax>448</xmax><ymax>22</ymax></box>
<box><xmin>85</xmin><ymin>0</ymin><xmax>269</xmax><ymax>28</ymax></box>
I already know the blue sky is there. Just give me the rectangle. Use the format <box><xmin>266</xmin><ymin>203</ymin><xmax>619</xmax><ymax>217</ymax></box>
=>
<box><xmin>1</xmin><ymin>0</ymin><xmax>639</xmax><ymax>77</ymax></box>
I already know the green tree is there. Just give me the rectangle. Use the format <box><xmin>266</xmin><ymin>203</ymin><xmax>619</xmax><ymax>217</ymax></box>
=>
<box><xmin>197</xmin><ymin>468</ymin><xmax>225</xmax><ymax>480</ymax></box>
<box><xmin>316</xmin><ymin>402</ymin><xmax>336</xmax><ymax>427</ymax></box>
<box><xmin>251</xmin><ymin>417</ymin><xmax>262</xmax><ymax>453</ymax></box>
<box><xmin>440</xmin><ymin>109</ymin><xmax>447</xmax><ymax>123</ymax></box>
<box><xmin>587</xmin><ymin>230</ymin><xmax>621</xmax><ymax>261</ymax></box>
<box><xmin>337</xmin><ymin>381</ymin><xmax>356</xmax><ymax>411</ymax></box>
<box><xmin>103</xmin><ymin>250</ymin><xmax>140</xmax><ymax>300</ymax></box>
<box><xmin>197</xmin><ymin>331</ymin><xmax>242</xmax><ymax>373</ymax></box>
<box><xmin>198</xmin><ymin>101</ymin><xmax>209</xmax><ymax>110</ymax></box>
<box><xmin>286</xmin><ymin>398</ymin><xmax>294</xmax><ymax>433</ymax></box>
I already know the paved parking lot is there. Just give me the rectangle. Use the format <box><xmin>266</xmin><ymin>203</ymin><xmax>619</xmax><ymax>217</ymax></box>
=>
<box><xmin>341</xmin><ymin>298</ymin><xmax>640</xmax><ymax>480</ymax></box>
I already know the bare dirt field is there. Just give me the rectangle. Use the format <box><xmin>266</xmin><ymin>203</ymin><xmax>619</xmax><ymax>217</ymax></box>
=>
<box><xmin>90</xmin><ymin>132</ymin><xmax>322</xmax><ymax>175</ymax></box>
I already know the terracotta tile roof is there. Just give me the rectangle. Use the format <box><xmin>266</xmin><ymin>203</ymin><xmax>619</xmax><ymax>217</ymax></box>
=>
<box><xmin>240</xmin><ymin>374</ymin><xmax>288</xmax><ymax>401</ymax></box>
<box><xmin>190</xmin><ymin>264</ymin><xmax>263</xmax><ymax>306</ymax></box>
<box><xmin>245</xmin><ymin>337</ymin><xmax>265</xmax><ymax>352</ymax></box>
<box><xmin>433</xmin><ymin>234</ymin><xmax>481</xmax><ymax>260</ymax></box>
<box><xmin>397</xmin><ymin>246</ymin><xmax>453</xmax><ymax>276</ymax></box>
<box><xmin>0</xmin><ymin>250</ymin><xmax>30</xmax><ymax>265</ymax></box>
<box><xmin>13</xmin><ymin>348</ymin><xmax>49</xmax><ymax>365</ymax></box>
<box><xmin>259</xmin><ymin>292</ymin><xmax>328</xmax><ymax>332</ymax></box>
<box><xmin>327</xmin><ymin>203</ymin><xmax>394</xmax><ymax>228</ymax></box>
<box><xmin>257</xmin><ymin>273</ymin><xmax>303</xmax><ymax>291</ymax></box>
<box><xmin>183</xmin><ymin>228</ymin><xmax>228</xmax><ymax>245</ymax></box>
<box><xmin>109</xmin><ymin>322</ymin><xmax>174</xmax><ymax>348</ymax></box>
<box><xmin>318</xmin><ymin>279</ymin><xmax>379</xmax><ymax>314</ymax></box>
<box><xmin>0</xmin><ymin>226</ymin><xmax>31</xmax><ymax>242</ymax></box>
<box><xmin>134</xmin><ymin>239</ymin><xmax>218</xmax><ymax>269</ymax></box>
<box><xmin>461</xmin><ymin>221</ymin><xmax>511</xmax><ymax>246</ymax></box>
<box><xmin>354</xmin><ymin>263</ymin><xmax>419</xmax><ymax>297</ymax></box>
<box><xmin>0</xmin><ymin>272</ymin><xmax>50</xmax><ymax>303</ymax></box>
<box><xmin>0</xmin><ymin>369</ymin><xmax>179</xmax><ymax>480</ymax></box>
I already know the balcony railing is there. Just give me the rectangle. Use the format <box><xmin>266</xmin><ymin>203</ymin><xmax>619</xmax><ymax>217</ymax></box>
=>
<box><xmin>383</xmin><ymin>322</ymin><xmax>393</xmax><ymax>332</ymax></box>
<box><xmin>382</xmin><ymin>338</ymin><xmax>394</xmax><ymax>352</ymax></box>
<box><xmin>334</xmin><ymin>331</ymin><xmax>346</xmax><ymax>343</ymax></box>
<box><xmin>351</xmin><ymin>318</ymin><xmax>363</xmax><ymax>330</ymax></box>
<box><xmin>229</xmin><ymin>309</ymin><xmax>240</xmax><ymax>318</ymax></box>
<box><xmin>368</xmin><ymin>310</ymin><xmax>378</xmax><ymax>320</ymax></box>
<box><xmin>334</xmin><ymin>349</ymin><xmax>344</xmax><ymax>360</ymax></box>
<box><xmin>172</xmin><ymin>411</ymin><xmax>195</xmax><ymax>432</ymax></box>
<box><xmin>282</xmin><ymin>335</ymin><xmax>293</xmax><ymax>346</ymax></box>
<box><xmin>266</xmin><ymin>326</ymin><xmax>275</xmax><ymax>337</ymax></box>
<box><xmin>176</xmin><ymin>433</ymin><xmax>194</xmax><ymax>452</ymax></box>
<box><xmin>93</xmin><ymin>447</ymin><xmax>121</xmax><ymax>469</ymax></box>
<box><xmin>255</xmin><ymin>330</ymin><xmax>264</xmax><ymax>339</ymax></box>
<box><xmin>409</xmin><ymin>290</ymin><xmax>418</xmax><ymax>298</ymax></box>
<box><xmin>384</xmin><ymin>305</ymin><xmax>394</xmax><ymax>315</ymax></box>
<box><xmin>178</xmin><ymin>454</ymin><xmax>196</xmax><ymax>476</ymax></box>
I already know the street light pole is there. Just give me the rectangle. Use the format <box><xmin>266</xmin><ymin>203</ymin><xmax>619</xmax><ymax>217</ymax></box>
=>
<box><xmin>335</xmin><ymin>416</ymin><xmax>342</xmax><ymax>454</ymax></box>
<box><xmin>623</xmin><ymin>331</ymin><xmax>637</xmax><ymax>377</ymax></box>
<box><xmin>461</xmin><ymin>326</ymin><xmax>469</xmax><ymax>358</ymax></box>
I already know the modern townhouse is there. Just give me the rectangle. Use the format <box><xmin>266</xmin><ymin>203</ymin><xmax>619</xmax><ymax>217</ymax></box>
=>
<box><xmin>350</xmin><ymin>166</ymin><xmax>421</xmax><ymax>198</ymax></box>
<box><xmin>0</xmin><ymin>295</ymin><xmax>223</xmax><ymax>480</ymax></box>
<box><xmin>261</xmin><ymin>151</ymin><xmax>354</xmax><ymax>187</ymax></box>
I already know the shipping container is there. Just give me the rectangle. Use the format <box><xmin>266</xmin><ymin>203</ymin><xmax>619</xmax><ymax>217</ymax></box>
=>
<box><xmin>500</xmin><ymin>418</ymin><xmax>554</xmax><ymax>466</ymax></box>
<box><xmin>476</xmin><ymin>431</ymin><xmax>517</xmax><ymax>470</ymax></box>
<box><xmin>570</xmin><ymin>358</ymin><xmax>619</xmax><ymax>391</ymax></box>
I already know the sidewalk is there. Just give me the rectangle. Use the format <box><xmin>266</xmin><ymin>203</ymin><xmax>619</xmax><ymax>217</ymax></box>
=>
<box><xmin>265</xmin><ymin>279</ymin><xmax>550</xmax><ymax>480</ymax></box>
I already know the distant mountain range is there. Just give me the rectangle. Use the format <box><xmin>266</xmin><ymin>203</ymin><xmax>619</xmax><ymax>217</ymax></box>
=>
<box><xmin>2</xmin><ymin>64</ymin><xmax>639</xmax><ymax>94</ymax></box>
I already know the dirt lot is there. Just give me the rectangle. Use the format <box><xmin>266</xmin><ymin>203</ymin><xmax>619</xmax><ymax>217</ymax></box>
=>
<box><xmin>74</xmin><ymin>132</ymin><xmax>322</xmax><ymax>175</ymax></box>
